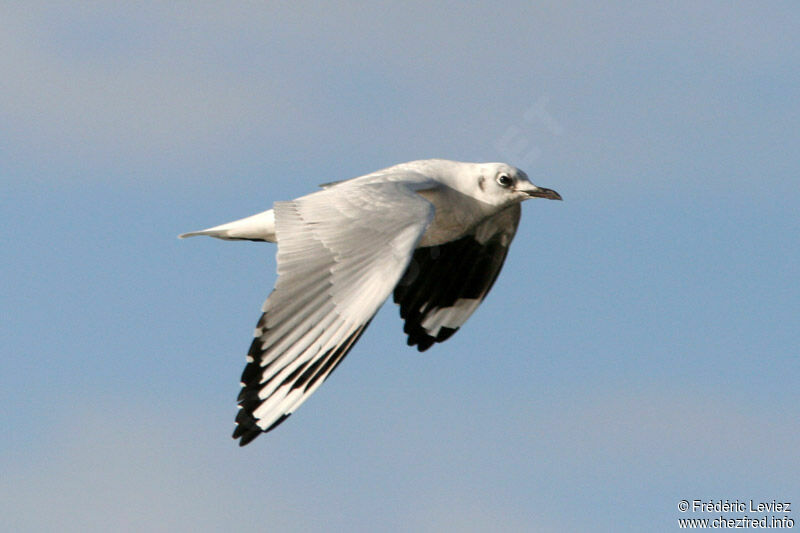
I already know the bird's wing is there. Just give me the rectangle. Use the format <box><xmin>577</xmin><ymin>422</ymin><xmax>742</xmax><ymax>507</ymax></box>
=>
<box><xmin>393</xmin><ymin>204</ymin><xmax>521</xmax><ymax>351</ymax></box>
<box><xmin>234</xmin><ymin>181</ymin><xmax>434</xmax><ymax>445</ymax></box>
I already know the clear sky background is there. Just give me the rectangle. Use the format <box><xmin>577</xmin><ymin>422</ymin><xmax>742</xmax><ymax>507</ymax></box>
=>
<box><xmin>2</xmin><ymin>3</ymin><xmax>798</xmax><ymax>532</ymax></box>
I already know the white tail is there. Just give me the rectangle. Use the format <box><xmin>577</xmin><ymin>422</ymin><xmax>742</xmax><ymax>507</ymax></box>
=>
<box><xmin>179</xmin><ymin>209</ymin><xmax>277</xmax><ymax>242</ymax></box>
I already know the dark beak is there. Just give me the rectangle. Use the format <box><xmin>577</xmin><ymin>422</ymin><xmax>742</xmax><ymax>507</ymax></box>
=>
<box><xmin>525</xmin><ymin>186</ymin><xmax>562</xmax><ymax>201</ymax></box>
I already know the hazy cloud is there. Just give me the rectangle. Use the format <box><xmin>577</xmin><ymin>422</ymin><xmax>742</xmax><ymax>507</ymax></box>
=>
<box><xmin>3</xmin><ymin>3</ymin><xmax>797</xmax><ymax>184</ymax></box>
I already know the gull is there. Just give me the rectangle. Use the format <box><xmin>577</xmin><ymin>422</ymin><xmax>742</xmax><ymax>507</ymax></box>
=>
<box><xmin>180</xmin><ymin>159</ymin><xmax>561</xmax><ymax>445</ymax></box>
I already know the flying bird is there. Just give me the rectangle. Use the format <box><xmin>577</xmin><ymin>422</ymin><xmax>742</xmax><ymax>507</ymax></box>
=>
<box><xmin>180</xmin><ymin>159</ymin><xmax>561</xmax><ymax>445</ymax></box>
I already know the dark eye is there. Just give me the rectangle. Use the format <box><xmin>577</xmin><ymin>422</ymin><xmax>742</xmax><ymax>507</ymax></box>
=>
<box><xmin>496</xmin><ymin>174</ymin><xmax>513</xmax><ymax>188</ymax></box>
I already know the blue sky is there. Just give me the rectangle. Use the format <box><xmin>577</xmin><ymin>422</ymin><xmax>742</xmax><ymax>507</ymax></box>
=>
<box><xmin>2</xmin><ymin>2</ymin><xmax>798</xmax><ymax>532</ymax></box>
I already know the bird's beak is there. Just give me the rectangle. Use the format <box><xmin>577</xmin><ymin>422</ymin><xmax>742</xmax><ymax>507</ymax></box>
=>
<box><xmin>522</xmin><ymin>185</ymin><xmax>562</xmax><ymax>201</ymax></box>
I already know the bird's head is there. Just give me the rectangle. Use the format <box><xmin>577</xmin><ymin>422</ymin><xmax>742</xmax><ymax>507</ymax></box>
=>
<box><xmin>470</xmin><ymin>162</ymin><xmax>562</xmax><ymax>208</ymax></box>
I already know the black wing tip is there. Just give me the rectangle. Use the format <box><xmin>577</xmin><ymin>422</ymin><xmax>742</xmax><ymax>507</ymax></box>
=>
<box><xmin>233</xmin><ymin>413</ymin><xmax>292</xmax><ymax>446</ymax></box>
<box><xmin>232</xmin><ymin>318</ymin><xmax>372</xmax><ymax>447</ymax></box>
<box><xmin>233</xmin><ymin>425</ymin><xmax>262</xmax><ymax>446</ymax></box>
<box><xmin>233</xmin><ymin>408</ymin><xmax>262</xmax><ymax>446</ymax></box>
<box><xmin>405</xmin><ymin>326</ymin><xmax>459</xmax><ymax>352</ymax></box>
<box><xmin>412</xmin><ymin>336</ymin><xmax>435</xmax><ymax>351</ymax></box>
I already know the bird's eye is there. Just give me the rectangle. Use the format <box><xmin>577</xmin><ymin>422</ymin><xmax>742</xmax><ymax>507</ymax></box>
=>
<box><xmin>496</xmin><ymin>174</ymin><xmax>513</xmax><ymax>188</ymax></box>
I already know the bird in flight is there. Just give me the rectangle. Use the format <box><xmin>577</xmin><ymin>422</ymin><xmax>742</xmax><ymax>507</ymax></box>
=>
<box><xmin>180</xmin><ymin>159</ymin><xmax>561</xmax><ymax>445</ymax></box>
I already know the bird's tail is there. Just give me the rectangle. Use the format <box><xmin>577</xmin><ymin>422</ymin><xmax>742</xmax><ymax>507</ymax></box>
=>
<box><xmin>179</xmin><ymin>209</ymin><xmax>277</xmax><ymax>242</ymax></box>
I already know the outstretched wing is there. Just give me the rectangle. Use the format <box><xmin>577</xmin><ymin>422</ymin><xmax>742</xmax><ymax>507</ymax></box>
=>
<box><xmin>234</xmin><ymin>181</ymin><xmax>434</xmax><ymax>445</ymax></box>
<box><xmin>393</xmin><ymin>204</ymin><xmax>521</xmax><ymax>351</ymax></box>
